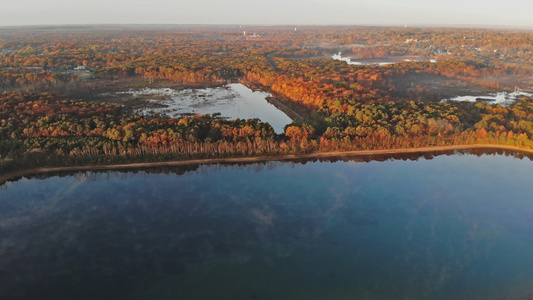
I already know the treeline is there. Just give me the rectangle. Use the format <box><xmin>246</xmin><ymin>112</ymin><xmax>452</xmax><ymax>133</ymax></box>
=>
<box><xmin>0</xmin><ymin>71</ymin><xmax>79</xmax><ymax>90</ymax></box>
<box><xmin>3</xmin><ymin>88</ymin><xmax>533</xmax><ymax>174</ymax></box>
<box><xmin>0</xmin><ymin>91</ymin><xmax>282</xmax><ymax>172</ymax></box>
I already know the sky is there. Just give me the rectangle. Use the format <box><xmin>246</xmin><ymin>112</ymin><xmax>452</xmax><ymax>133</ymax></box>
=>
<box><xmin>2</xmin><ymin>0</ymin><xmax>533</xmax><ymax>28</ymax></box>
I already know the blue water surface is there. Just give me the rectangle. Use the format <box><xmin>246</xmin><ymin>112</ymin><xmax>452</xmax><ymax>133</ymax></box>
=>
<box><xmin>1</xmin><ymin>152</ymin><xmax>533</xmax><ymax>300</ymax></box>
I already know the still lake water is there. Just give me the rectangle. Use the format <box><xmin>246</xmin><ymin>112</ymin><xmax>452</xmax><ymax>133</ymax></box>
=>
<box><xmin>442</xmin><ymin>91</ymin><xmax>533</xmax><ymax>106</ymax></box>
<box><xmin>1</xmin><ymin>153</ymin><xmax>533</xmax><ymax>300</ymax></box>
<box><xmin>332</xmin><ymin>52</ymin><xmax>438</xmax><ymax>66</ymax></box>
<box><xmin>130</xmin><ymin>83</ymin><xmax>293</xmax><ymax>133</ymax></box>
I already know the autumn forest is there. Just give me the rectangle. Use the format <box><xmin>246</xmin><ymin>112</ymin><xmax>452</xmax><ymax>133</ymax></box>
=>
<box><xmin>2</xmin><ymin>25</ymin><xmax>533</xmax><ymax>175</ymax></box>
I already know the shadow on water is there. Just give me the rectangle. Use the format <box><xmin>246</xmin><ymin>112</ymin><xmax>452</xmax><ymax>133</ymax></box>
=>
<box><xmin>4</xmin><ymin>147</ymin><xmax>533</xmax><ymax>186</ymax></box>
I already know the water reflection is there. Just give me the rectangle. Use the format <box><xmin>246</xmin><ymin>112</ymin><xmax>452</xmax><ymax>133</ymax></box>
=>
<box><xmin>126</xmin><ymin>83</ymin><xmax>293</xmax><ymax>133</ymax></box>
<box><xmin>1</xmin><ymin>151</ymin><xmax>533</xmax><ymax>299</ymax></box>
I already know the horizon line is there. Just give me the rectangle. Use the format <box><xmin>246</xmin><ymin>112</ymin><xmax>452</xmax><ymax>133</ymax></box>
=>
<box><xmin>1</xmin><ymin>23</ymin><xmax>533</xmax><ymax>31</ymax></box>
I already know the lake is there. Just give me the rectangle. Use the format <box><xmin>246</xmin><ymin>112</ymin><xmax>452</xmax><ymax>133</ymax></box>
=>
<box><xmin>1</xmin><ymin>152</ymin><xmax>533</xmax><ymax>300</ymax></box>
<box><xmin>332</xmin><ymin>52</ymin><xmax>437</xmax><ymax>66</ymax></box>
<box><xmin>125</xmin><ymin>83</ymin><xmax>293</xmax><ymax>133</ymax></box>
<box><xmin>441</xmin><ymin>91</ymin><xmax>533</xmax><ymax>106</ymax></box>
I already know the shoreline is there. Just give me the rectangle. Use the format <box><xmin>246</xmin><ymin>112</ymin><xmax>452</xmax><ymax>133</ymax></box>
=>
<box><xmin>1</xmin><ymin>143</ymin><xmax>532</xmax><ymax>185</ymax></box>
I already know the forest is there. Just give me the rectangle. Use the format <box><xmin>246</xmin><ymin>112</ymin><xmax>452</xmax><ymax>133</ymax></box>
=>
<box><xmin>2</xmin><ymin>25</ymin><xmax>533</xmax><ymax>174</ymax></box>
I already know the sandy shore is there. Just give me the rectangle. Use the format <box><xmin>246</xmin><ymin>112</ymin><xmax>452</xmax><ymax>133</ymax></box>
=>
<box><xmin>1</xmin><ymin>144</ymin><xmax>532</xmax><ymax>185</ymax></box>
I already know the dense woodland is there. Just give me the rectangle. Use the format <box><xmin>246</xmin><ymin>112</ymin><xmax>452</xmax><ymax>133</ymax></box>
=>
<box><xmin>2</xmin><ymin>25</ymin><xmax>533</xmax><ymax>173</ymax></box>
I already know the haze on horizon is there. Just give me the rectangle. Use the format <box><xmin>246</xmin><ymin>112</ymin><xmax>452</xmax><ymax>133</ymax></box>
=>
<box><xmin>1</xmin><ymin>0</ymin><xmax>533</xmax><ymax>28</ymax></box>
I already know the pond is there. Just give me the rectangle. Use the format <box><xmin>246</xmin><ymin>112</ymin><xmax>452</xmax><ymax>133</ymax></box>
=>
<box><xmin>124</xmin><ymin>83</ymin><xmax>293</xmax><ymax>133</ymax></box>
<box><xmin>332</xmin><ymin>52</ymin><xmax>437</xmax><ymax>66</ymax></box>
<box><xmin>1</xmin><ymin>152</ymin><xmax>533</xmax><ymax>300</ymax></box>
<box><xmin>441</xmin><ymin>91</ymin><xmax>533</xmax><ymax>106</ymax></box>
